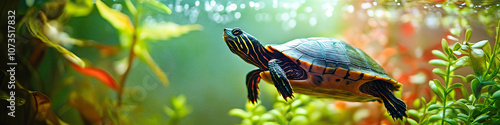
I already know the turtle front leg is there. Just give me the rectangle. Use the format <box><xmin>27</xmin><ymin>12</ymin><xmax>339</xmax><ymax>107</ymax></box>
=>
<box><xmin>268</xmin><ymin>59</ymin><xmax>294</xmax><ymax>101</ymax></box>
<box><xmin>246</xmin><ymin>68</ymin><xmax>263</xmax><ymax>104</ymax></box>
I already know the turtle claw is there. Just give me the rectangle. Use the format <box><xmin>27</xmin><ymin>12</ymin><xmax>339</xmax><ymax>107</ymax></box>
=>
<box><xmin>269</xmin><ymin>59</ymin><xmax>294</xmax><ymax>101</ymax></box>
<box><xmin>360</xmin><ymin>80</ymin><xmax>407</xmax><ymax>120</ymax></box>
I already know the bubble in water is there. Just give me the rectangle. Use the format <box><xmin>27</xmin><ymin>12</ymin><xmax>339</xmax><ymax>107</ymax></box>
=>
<box><xmin>112</xmin><ymin>4</ymin><xmax>122</xmax><ymax>11</ymax></box>
<box><xmin>305</xmin><ymin>7</ymin><xmax>312</xmax><ymax>12</ymax></box>
<box><xmin>216</xmin><ymin>4</ymin><xmax>224</xmax><ymax>12</ymax></box>
<box><xmin>189</xmin><ymin>8</ymin><xmax>200</xmax><ymax>23</ymax></box>
<box><xmin>205</xmin><ymin>1</ymin><xmax>212</xmax><ymax>11</ymax></box>
<box><xmin>367</xmin><ymin>10</ymin><xmax>374</xmax><ymax>17</ymax></box>
<box><xmin>273</xmin><ymin>0</ymin><xmax>278</xmax><ymax>8</ymax></box>
<box><xmin>290</xmin><ymin>11</ymin><xmax>297</xmax><ymax>18</ymax></box>
<box><xmin>210</xmin><ymin>0</ymin><xmax>216</xmax><ymax>6</ymax></box>
<box><xmin>346</xmin><ymin>5</ymin><xmax>354</xmax><ymax>13</ymax></box>
<box><xmin>281</xmin><ymin>13</ymin><xmax>290</xmax><ymax>21</ymax></box>
<box><xmin>175</xmin><ymin>4</ymin><xmax>183</xmax><ymax>12</ymax></box>
<box><xmin>235</xmin><ymin>12</ymin><xmax>241</xmax><ymax>19</ymax></box>
<box><xmin>288</xmin><ymin>19</ymin><xmax>296</xmax><ymax>29</ymax></box>
<box><xmin>227</xmin><ymin>3</ymin><xmax>237</xmax><ymax>12</ymax></box>
<box><xmin>361</xmin><ymin>3</ymin><xmax>371</xmax><ymax>9</ymax></box>
<box><xmin>195</xmin><ymin>1</ymin><xmax>200</xmax><ymax>7</ymax></box>
<box><xmin>309</xmin><ymin>17</ymin><xmax>317</xmax><ymax>26</ymax></box>
<box><xmin>212</xmin><ymin>13</ymin><xmax>221</xmax><ymax>23</ymax></box>
<box><xmin>375</xmin><ymin>9</ymin><xmax>384</xmax><ymax>17</ymax></box>
<box><xmin>184</xmin><ymin>4</ymin><xmax>189</xmax><ymax>10</ymax></box>
<box><xmin>240</xmin><ymin>3</ymin><xmax>246</xmax><ymax>9</ymax></box>
<box><xmin>249</xmin><ymin>1</ymin><xmax>255</xmax><ymax>7</ymax></box>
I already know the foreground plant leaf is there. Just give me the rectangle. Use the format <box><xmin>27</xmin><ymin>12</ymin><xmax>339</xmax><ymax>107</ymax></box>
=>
<box><xmin>134</xmin><ymin>44</ymin><xmax>169</xmax><ymax>86</ymax></box>
<box><xmin>96</xmin><ymin>0</ymin><xmax>134</xmax><ymax>48</ymax></box>
<box><xmin>138</xmin><ymin>22</ymin><xmax>202</xmax><ymax>41</ymax></box>
<box><xmin>65</xmin><ymin>0</ymin><xmax>94</xmax><ymax>17</ymax></box>
<box><xmin>26</xmin><ymin>11</ymin><xmax>86</xmax><ymax>67</ymax></box>
<box><xmin>141</xmin><ymin>0</ymin><xmax>172</xmax><ymax>14</ymax></box>
<box><xmin>96</xmin><ymin>1</ymin><xmax>133</xmax><ymax>34</ymax></box>
<box><xmin>69</xmin><ymin>62</ymin><xmax>118</xmax><ymax>90</ymax></box>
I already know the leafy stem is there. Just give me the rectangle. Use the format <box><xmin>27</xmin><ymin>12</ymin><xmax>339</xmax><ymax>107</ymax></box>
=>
<box><xmin>118</xmin><ymin>3</ymin><xmax>142</xmax><ymax>107</ymax></box>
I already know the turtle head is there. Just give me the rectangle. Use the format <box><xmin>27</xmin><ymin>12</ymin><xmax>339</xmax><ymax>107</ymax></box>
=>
<box><xmin>223</xmin><ymin>27</ymin><xmax>272</xmax><ymax>69</ymax></box>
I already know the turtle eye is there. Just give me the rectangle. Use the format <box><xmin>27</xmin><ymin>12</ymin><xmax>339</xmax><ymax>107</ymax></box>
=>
<box><xmin>232</xmin><ymin>28</ymin><xmax>242</xmax><ymax>36</ymax></box>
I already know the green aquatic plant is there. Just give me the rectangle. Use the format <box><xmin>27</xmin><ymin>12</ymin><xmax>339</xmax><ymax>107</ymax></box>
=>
<box><xmin>230</xmin><ymin>94</ymin><xmax>367</xmax><ymax>125</ymax></box>
<box><xmin>407</xmin><ymin>21</ymin><xmax>500</xmax><ymax>125</ymax></box>
<box><xmin>164</xmin><ymin>94</ymin><xmax>192</xmax><ymax>125</ymax></box>
<box><xmin>1</xmin><ymin>0</ymin><xmax>199</xmax><ymax>124</ymax></box>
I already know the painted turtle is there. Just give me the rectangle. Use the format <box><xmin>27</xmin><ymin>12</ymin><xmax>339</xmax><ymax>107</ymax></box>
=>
<box><xmin>222</xmin><ymin>27</ymin><xmax>407</xmax><ymax>119</ymax></box>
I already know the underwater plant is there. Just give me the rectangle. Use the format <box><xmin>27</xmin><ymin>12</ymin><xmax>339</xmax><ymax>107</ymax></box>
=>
<box><xmin>407</xmin><ymin>21</ymin><xmax>500</xmax><ymax>125</ymax></box>
<box><xmin>1</xmin><ymin>0</ymin><xmax>198</xmax><ymax>124</ymax></box>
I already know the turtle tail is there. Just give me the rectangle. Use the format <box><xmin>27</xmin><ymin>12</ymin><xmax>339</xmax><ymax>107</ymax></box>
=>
<box><xmin>360</xmin><ymin>80</ymin><xmax>407</xmax><ymax>120</ymax></box>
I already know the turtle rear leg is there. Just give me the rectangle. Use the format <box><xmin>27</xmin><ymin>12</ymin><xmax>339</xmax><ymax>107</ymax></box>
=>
<box><xmin>268</xmin><ymin>59</ymin><xmax>294</xmax><ymax>101</ymax></box>
<box><xmin>360</xmin><ymin>80</ymin><xmax>407</xmax><ymax>120</ymax></box>
<box><xmin>246</xmin><ymin>69</ymin><xmax>263</xmax><ymax>104</ymax></box>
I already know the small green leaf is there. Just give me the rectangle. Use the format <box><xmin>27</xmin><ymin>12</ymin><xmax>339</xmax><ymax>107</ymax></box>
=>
<box><xmin>290</xmin><ymin>115</ymin><xmax>308</xmax><ymax>125</ymax></box>
<box><xmin>428</xmin><ymin>104</ymin><xmax>443</xmax><ymax>111</ymax></box>
<box><xmin>432</xmin><ymin>68</ymin><xmax>447</xmax><ymax>79</ymax></box>
<box><xmin>450</xmin><ymin>28</ymin><xmax>462</xmax><ymax>37</ymax></box>
<box><xmin>429</xmin><ymin>80</ymin><xmax>445</xmax><ymax>100</ymax></box>
<box><xmin>447</xmin><ymin>83</ymin><xmax>464</xmax><ymax>94</ymax></box>
<box><xmin>451</xmin><ymin>75</ymin><xmax>467</xmax><ymax>82</ymax></box>
<box><xmin>444</xmin><ymin>118</ymin><xmax>458</xmax><ymax>125</ymax></box>
<box><xmin>429</xmin><ymin>114</ymin><xmax>443</xmax><ymax>122</ymax></box>
<box><xmin>142</xmin><ymin>0</ymin><xmax>172</xmax><ymax>14</ymax></box>
<box><xmin>470</xmin><ymin>48</ymin><xmax>487</xmax><ymax>76</ymax></box>
<box><xmin>458</xmin><ymin>114</ymin><xmax>468</xmax><ymax>119</ymax></box>
<box><xmin>466</xmin><ymin>29</ymin><xmax>472</xmax><ymax>42</ymax></box>
<box><xmin>413</xmin><ymin>98</ymin><xmax>421</xmax><ymax>108</ymax></box>
<box><xmin>229</xmin><ymin>109</ymin><xmax>250</xmax><ymax>118</ymax></box>
<box><xmin>442</xmin><ymin>39</ymin><xmax>451</xmax><ymax>56</ymax></box>
<box><xmin>452</xmin><ymin>56</ymin><xmax>470</xmax><ymax>71</ymax></box>
<box><xmin>407</xmin><ymin>118</ymin><xmax>418</xmax><ymax>125</ymax></box>
<box><xmin>433</xmin><ymin>79</ymin><xmax>446</xmax><ymax>93</ymax></box>
<box><xmin>408</xmin><ymin>109</ymin><xmax>419</xmax><ymax>117</ymax></box>
<box><xmin>473</xmin><ymin>114</ymin><xmax>489</xmax><ymax>123</ymax></box>
<box><xmin>139</xmin><ymin>22</ymin><xmax>202</xmax><ymax>41</ymax></box>
<box><xmin>420</xmin><ymin>97</ymin><xmax>427</xmax><ymax>108</ymax></box>
<box><xmin>453</xmin><ymin>42</ymin><xmax>462</xmax><ymax>51</ymax></box>
<box><xmin>471</xmin><ymin>79</ymin><xmax>482</xmax><ymax>100</ymax></box>
<box><xmin>135</xmin><ymin>45</ymin><xmax>169</xmax><ymax>86</ymax></box>
<box><xmin>96</xmin><ymin>1</ymin><xmax>134</xmax><ymax>34</ymax></box>
<box><xmin>466</xmin><ymin>74</ymin><xmax>476</xmax><ymax>82</ymax></box>
<box><xmin>432</xmin><ymin>50</ymin><xmax>448</xmax><ymax>60</ymax></box>
<box><xmin>471</xmin><ymin>40</ymin><xmax>489</xmax><ymax>48</ymax></box>
<box><xmin>481</xmin><ymin>80</ymin><xmax>496</xmax><ymax>86</ymax></box>
<box><xmin>492</xmin><ymin>89</ymin><xmax>500</xmax><ymax>99</ymax></box>
<box><xmin>429</xmin><ymin>59</ymin><xmax>448</xmax><ymax>66</ymax></box>
<box><xmin>125</xmin><ymin>0</ymin><xmax>137</xmax><ymax>15</ymax></box>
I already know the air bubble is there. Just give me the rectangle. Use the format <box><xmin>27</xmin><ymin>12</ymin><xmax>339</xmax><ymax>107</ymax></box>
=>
<box><xmin>240</xmin><ymin>3</ymin><xmax>246</xmax><ymax>9</ymax></box>
<box><xmin>309</xmin><ymin>17</ymin><xmax>317</xmax><ymax>26</ymax></box>
<box><xmin>288</xmin><ymin>19</ymin><xmax>296</xmax><ymax>28</ymax></box>
<box><xmin>235</xmin><ymin>12</ymin><xmax>241</xmax><ymax>19</ymax></box>
<box><xmin>112</xmin><ymin>4</ymin><xmax>122</xmax><ymax>11</ymax></box>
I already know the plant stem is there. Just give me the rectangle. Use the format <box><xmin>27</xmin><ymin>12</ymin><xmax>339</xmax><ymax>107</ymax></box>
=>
<box><xmin>118</xmin><ymin>5</ymin><xmax>141</xmax><ymax>107</ymax></box>
<box><xmin>442</xmin><ymin>52</ymin><xmax>453</xmax><ymax>125</ymax></box>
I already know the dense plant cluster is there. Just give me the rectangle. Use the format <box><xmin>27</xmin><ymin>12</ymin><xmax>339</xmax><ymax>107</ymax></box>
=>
<box><xmin>408</xmin><ymin>21</ymin><xmax>500</xmax><ymax>125</ymax></box>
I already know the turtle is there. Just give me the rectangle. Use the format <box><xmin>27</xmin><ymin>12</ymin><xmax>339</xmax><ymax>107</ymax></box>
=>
<box><xmin>222</xmin><ymin>27</ymin><xmax>407</xmax><ymax>120</ymax></box>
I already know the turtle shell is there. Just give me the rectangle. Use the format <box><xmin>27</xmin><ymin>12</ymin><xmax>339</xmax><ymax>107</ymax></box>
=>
<box><xmin>265</xmin><ymin>37</ymin><xmax>402</xmax><ymax>102</ymax></box>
